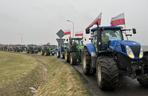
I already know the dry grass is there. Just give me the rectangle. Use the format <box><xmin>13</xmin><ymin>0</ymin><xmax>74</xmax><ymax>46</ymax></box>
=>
<box><xmin>0</xmin><ymin>52</ymin><xmax>46</xmax><ymax>96</ymax></box>
<box><xmin>35</xmin><ymin>56</ymin><xmax>90</xmax><ymax>96</ymax></box>
<box><xmin>0</xmin><ymin>51</ymin><xmax>37</xmax><ymax>86</ymax></box>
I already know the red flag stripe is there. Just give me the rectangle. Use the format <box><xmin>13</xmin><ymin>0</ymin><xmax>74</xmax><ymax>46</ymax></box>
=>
<box><xmin>64</xmin><ymin>32</ymin><xmax>71</xmax><ymax>35</ymax></box>
<box><xmin>111</xmin><ymin>18</ymin><xmax>125</xmax><ymax>26</ymax></box>
<box><xmin>86</xmin><ymin>13</ymin><xmax>102</xmax><ymax>29</ymax></box>
<box><xmin>111</xmin><ymin>13</ymin><xmax>125</xmax><ymax>26</ymax></box>
<box><xmin>75</xmin><ymin>33</ymin><xmax>83</xmax><ymax>36</ymax></box>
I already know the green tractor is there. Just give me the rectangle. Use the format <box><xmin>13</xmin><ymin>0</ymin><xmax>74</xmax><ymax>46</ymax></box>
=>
<box><xmin>82</xmin><ymin>26</ymin><xmax>148</xmax><ymax>90</ymax></box>
<box><xmin>41</xmin><ymin>45</ymin><xmax>52</xmax><ymax>56</ymax></box>
<box><xmin>64</xmin><ymin>37</ymin><xmax>84</xmax><ymax>65</ymax></box>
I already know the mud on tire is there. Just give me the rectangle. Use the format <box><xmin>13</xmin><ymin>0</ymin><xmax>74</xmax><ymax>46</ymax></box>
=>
<box><xmin>96</xmin><ymin>56</ymin><xmax>119</xmax><ymax>90</ymax></box>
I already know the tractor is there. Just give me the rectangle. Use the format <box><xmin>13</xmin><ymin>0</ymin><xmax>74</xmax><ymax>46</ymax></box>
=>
<box><xmin>41</xmin><ymin>45</ymin><xmax>52</xmax><ymax>56</ymax></box>
<box><xmin>64</xmin><ymin>37</ymin><xmax>83</xmax><ymax>65</ymax></box>
<box><xmin>82</xmin><ymin>26</ymin><xmax>148</xmax><ymax>90</ymax></box>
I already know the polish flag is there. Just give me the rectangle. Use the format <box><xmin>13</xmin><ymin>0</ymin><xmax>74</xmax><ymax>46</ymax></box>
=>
<box><xmin>64</xmin><ymin>31</ymin><xmax>71</xmax><ymax>35</ymax></box>
<box><xmin>111</xmin><ymin>13</ymin><xmax>125</xmax><ymax>26</ymax></box>
<box><xmin>87</xmin><ymin>13</ymin><xmax>102</xmax><ymax>29</ymax></box>
<box><xmin>75</xmin><ymin>32</ymin><xmax>83</xmax><ymax>36</ymax></box>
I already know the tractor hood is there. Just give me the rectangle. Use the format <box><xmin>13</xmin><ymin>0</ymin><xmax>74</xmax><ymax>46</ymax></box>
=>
<box><xmin>109</xmin><ymin>40</ymin><xmax>141</xmax><ymax>59</ymax></box>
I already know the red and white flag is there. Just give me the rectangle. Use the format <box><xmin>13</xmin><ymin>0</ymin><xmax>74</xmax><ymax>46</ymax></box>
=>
<box><xmin>87</xmin><ymin>13</ymin><xmax>102</xmax><ymax>29</ymax></box>
<box><xmin>111</xmin><ymin>13</ymin><xmax>125</xmax><ymax>26</ymax></box>
<box><xmin>64</xmin><ymin>31</ymin><xmax>71</xmax><ymax>35</ymax></box>
<box><xmin>75</xmin><ymin>32</ymin><xmax>83</xmax><ymax>36</ymax></box>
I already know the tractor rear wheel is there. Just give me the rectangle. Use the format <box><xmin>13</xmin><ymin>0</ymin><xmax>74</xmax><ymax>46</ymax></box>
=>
<box><xmin>82</xmin><ymin>48</ymin><xmax>91</xmax><ymax>75</ymax></box>
<box><xmin>96</xmin><ymin>57</ymin><xmax>119</xmax><ymax>90</ymax></box>
<box><xmin>70</xmin><ymin>52</ymin><xmax>77</xmax><ymax>65</ymax></box>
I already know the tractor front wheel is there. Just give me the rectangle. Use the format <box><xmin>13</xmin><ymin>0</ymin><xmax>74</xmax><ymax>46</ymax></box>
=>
<box><xmin>82</xmin><ymin>48</ymin><xmax>91</xmax><ymax>75</ymax></box>
<box><xmin>96</xmin><ymin>57</ymin><xmax>119</xmax><ymax>90</ymax></box>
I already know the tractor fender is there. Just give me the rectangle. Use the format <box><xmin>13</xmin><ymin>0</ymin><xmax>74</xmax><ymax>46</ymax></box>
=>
<box><xmin>85</xmin><ymin>43</ymin><xmax>97</xmax><ymax>57</ymax></box>
<box><xmin>84</xmin><ymin>43</ymin><xmax>97</xmax><ymax>70</ymax></box>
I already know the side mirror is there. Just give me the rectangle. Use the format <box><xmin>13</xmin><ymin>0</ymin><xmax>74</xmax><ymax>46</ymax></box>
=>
<box><xmin>132</xmin><ymin>28</ymin><xmax>136</xmax><ymax>34</ymax></box>
<box><xmin>86</xmin><ymin>28</ymin><xmax>90</xmax><ymax>34</ymax></box>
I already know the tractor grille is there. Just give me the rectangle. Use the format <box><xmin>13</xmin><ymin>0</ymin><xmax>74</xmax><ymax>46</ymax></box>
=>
<box><xmin>130</xmin><ymin>45</ymin><xmax>140</xmax><ymax>58</ymax></box>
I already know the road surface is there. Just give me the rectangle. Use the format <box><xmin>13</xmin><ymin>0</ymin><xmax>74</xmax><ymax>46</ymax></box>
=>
<box><xmin>73</xmin><ymin>64</ymin><xmax>148</xmax><ymax>96</ymax></box>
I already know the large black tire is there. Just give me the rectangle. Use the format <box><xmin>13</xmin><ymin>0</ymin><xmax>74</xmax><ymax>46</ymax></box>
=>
<box><xmin>82</xmin><ymin>48</ymin><xmax>91</xmax><ymax>75</ymax></box>
<box><xmin>70</xmin><ymin>52</ymin><xmax>77</xmax><ymax>65</ymax></box>
<box><xmin>96</xmin><ymin>57</ymin><xmax>119</xmax><ymax>90</ymax></box>
<box><xmin>137</xmin><ymin>75</ymin><xmax>148</xmax><ymax>87</ymax></box>
<box><xmin>65</xmin><ymin>51</ymin><xmax>70</xmax><ymax>62</ymax></box>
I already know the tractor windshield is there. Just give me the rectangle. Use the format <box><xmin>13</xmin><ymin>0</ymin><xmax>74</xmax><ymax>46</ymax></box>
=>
<box><xmin>72</xmin><ymin>39</ymin><xmax>81</xmax><ymax>45</ymax></box>
<box><xmin>102</xmin><ymin>29</ymin><xmax>123</xmax><ymax>44</ymax></box>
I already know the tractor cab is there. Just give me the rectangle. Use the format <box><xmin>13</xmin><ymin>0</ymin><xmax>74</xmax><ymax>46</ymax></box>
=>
<box><xmin>90</xmin><ymin>26</ymin><xmax>124</xmax><ymax>52</ymax></box>
<box><xmin>69</xmin><ymin>38</ymin><xmax>83</xmax><ymax>45</ymax></box>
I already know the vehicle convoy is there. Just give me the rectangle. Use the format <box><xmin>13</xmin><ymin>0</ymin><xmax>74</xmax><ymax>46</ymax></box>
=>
<box><xmin>82</xmin><ymin>26</ymin><xmax>148</xmax><ymax>90</ymax></box>
<box><xmin>26</xmin><ymin>44</ymin><xmax>39</xmax><ymax>54</ymax></box>
<box><xmin>64</xmin><ymin>37</ymin><xmax>83</xmax><ymax>65</ymax></box>
<box><xmin>13</xmin><ymin>45</ymin><xmax>26</xmax><ymax>52</ymax></box>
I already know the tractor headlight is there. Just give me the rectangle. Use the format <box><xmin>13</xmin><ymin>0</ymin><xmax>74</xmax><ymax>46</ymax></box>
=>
<box><xmin>139</xmin><ymin>47</ymin><xmax>143</xmax><ymax>59</ymax></box>
<box><xmin>126</xmin><ymin>46</ymin><xmax>135</xmax><ymax>59</ymax></box>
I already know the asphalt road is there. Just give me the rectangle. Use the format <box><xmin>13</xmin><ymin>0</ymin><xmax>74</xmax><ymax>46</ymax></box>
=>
<box><xmin>73</xmin><ymin>65</ymin><xmax>148</xmax><ymax>96</ymax></box>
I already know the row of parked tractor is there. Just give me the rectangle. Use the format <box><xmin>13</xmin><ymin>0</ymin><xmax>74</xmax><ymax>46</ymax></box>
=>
<box><xmin>56</xmin><ymin>14</ymin><xmax>148</xmax><ymax>91</ymax></box>
<box><xmin>0</xmin><ymin>44</ymin><xmax>57</xmax><ymax>56</ymax></box>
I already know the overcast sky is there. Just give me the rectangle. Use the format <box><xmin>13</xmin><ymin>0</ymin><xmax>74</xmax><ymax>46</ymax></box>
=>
<box><xmin>0</xmin><ymin>0</ymin><xmax>147</xmax><ymax>45</ymax></box>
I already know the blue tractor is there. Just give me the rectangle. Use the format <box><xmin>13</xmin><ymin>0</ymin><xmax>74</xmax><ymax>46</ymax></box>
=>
<box><xmin>82</xmin><ymin>26</ymin><xmax>148</xmax><ymax>90</ymax></box>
